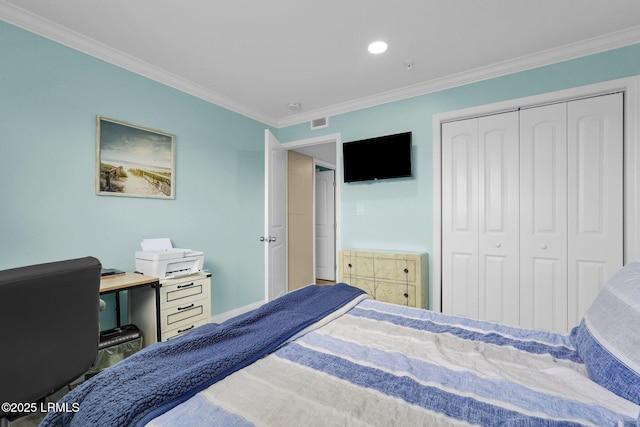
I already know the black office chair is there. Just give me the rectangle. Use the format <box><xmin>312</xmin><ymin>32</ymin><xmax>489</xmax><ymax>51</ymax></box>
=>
<box><xmin>0</xmin><ymin>257</ymin><xmax>101</xmax><ymax>425</ymax></box>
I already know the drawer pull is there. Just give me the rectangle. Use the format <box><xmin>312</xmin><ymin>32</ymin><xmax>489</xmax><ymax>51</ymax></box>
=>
<box><xmin>177</xmin><ymin>303</ymin><xmax>195</xmax><ymax>311</ymax></box>
<box><xmin>404</xmin><ymin>268</ymin><xmax>409</xmax><ymax>274</ymax></box>
<box><xmin>177</xmin><ymin>282</ymin><xmax>195</xmax><ymax>289</ymax></box>
<box><xmin>178</xmin><ymin>325</ymin><xmax>195</xmax><ymax>333</ymax></box>
<box><xmin>348</xmin><ymin>263</ymin><xmax>352</xmax><ymax>268</ymax></box>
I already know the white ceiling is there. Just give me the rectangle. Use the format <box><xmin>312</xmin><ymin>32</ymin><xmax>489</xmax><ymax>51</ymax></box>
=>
<box><xmin>2</xmin><ymin>0</ymin><xmax>640</xmax><ymax>127</ymax></box>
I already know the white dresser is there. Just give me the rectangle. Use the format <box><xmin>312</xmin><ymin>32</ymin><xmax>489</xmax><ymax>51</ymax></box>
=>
<box><xmin>339</xmin><ymin>250</ymin><xmax>428</xmax><ymax>309</ymax></box>
<box><xmin>129</xmin><ymin>272</ymin><xmax>211</xmax><ymax>346</ymax></box>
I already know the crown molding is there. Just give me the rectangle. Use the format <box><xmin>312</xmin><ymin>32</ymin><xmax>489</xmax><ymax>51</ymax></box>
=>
<box><xmin>277</xmin><ymin>25</ymin><xmax>640</xmax><ymax>129</ymax></box>
<box><xmin>0</xmin><ymin>1</ymin><xmax>279</xmax><ymax>127</ymax></box>
<box><xmin>2</xmin><ymin>1</ymin><xmax>639</xmax><ymax>130</ymax></box>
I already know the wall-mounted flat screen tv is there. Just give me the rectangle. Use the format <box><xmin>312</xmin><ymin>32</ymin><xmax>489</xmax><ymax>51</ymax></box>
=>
<box><xmin>342</xmin><ymin>131</ymin><xmax>412</xmax><ymax>183</ymax></box>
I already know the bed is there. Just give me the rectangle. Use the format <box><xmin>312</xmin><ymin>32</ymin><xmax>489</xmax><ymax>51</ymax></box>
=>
<box><xmin>41</xmin><ymin>262</ymin><xmax>640</xmax><ymax>426</ymax></box>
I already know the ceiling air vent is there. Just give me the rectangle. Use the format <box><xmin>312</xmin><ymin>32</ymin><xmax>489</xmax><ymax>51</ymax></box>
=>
<box><xmin>310</xmin><ymin>116</ymin><xmax>329</xmax><ymax>130</ymax></box>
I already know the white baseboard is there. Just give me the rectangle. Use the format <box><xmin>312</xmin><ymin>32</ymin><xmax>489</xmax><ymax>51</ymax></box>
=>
<box><xmin>210</xmin><ymin>300</ymin><xmax>264</xmax><ymax>324</ymax></box>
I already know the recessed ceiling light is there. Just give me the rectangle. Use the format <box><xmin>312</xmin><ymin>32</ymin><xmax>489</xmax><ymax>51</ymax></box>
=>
<box><xmin>368</xmin><ymin>41</ymin><xmax>388</xmax><ymax>54</ymax></box>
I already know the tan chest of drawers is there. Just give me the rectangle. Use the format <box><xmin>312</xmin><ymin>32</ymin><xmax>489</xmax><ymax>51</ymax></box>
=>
<box><xmin>339</xmin><ymin>250</ymin><xmax>428</xmax><ymax>309</ymax></box>
<box><xmin>129</xmin><ymin>273</ymin><xmax>211</xmax><ymax>346</ymax></box>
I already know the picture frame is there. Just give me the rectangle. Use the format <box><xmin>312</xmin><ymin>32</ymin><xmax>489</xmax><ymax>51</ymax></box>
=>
<box><xmin>96</xmin><ymin>116</ymin><xmax>175</xmax><ymax>199</ymax></box>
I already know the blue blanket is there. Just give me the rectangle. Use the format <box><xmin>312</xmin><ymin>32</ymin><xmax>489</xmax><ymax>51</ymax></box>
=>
<box><xmin>147</xmin><ymin>299</ymin><xmax>640</xmax><ymax>427</ymax></box>
<box><xmin>40</xmin><ymin>283</ymin><xmax>365</xmax><ymax>427</ymax></box>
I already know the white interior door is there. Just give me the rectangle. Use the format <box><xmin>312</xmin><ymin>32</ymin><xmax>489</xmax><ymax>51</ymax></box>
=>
<box><xmin>315</xmin><ymin>169</ymin><xmax>335</xmax><ymax>281</ymax></box>
<box><xmin>567</xmin><ymin>93</ymin><xmax>623</xmax><ymax>326</ymax></box>
<box><xmin>442</xmin><ymin>112</ymin><xmax>519</xmax><ymax>324</ymax></box>
<box><xmin>478</xmin><ymin>112</ymin><xmax>520</xmax><ymax>325</ymax></box>
<box><xmin>441</xmin><ymin>118</ymin><xmax>479</xmax><ymax>318</ymax></box>
<box><xmin>519</xmin><ymin>103</ymin><xmax>568</xmax><ymax>331</ymax></box>
<box><xmin>264</xmin><ymin>130</ymin><xmax>287</xmax><ymax>301</ymax></box>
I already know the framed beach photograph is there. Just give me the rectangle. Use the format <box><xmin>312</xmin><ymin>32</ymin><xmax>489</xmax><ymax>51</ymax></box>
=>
<box><xmin>96</xmin><ymin>116</ymin><xmax>175</xmax><ymax>199</ymax></box>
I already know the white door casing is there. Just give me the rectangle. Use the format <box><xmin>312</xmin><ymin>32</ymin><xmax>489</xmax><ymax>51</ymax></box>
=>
<box><xmin>315</xmin><ymin>169</ymin><xmax>336</xmax><ymax>281</ymax></box>
<box><xmin>264</xmin><ymin>130</ymin><xmax>287</xmax><ymax>301</ymax></box>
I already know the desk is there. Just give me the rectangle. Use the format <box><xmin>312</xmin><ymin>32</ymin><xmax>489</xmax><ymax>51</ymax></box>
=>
<box><xmin>100</xmin><ymin>273</ymin><xmax>160</xmax><ymax>338</ymax></box>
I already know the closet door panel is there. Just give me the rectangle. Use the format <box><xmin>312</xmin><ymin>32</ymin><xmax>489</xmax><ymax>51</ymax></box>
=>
<box><xmin>519</xmin><ymin>103</ymin><xmax>568</xmax><ymax>331</ymax></box>
<box><xmin>478</xmin><ymin>112</ymin><xmax>519</xmax><ymax>325</ymax></box>
<box><xmin>442</xmin><ymin>118</ymin><xmax>479</xmax><ymax>318</ymax></box>
<box><xmin>567</xmin><ymin>93</ymin><xmax>623</xmax><ymax>327</ymax></box>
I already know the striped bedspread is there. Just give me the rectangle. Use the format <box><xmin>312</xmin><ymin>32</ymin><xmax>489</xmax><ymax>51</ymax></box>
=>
<box><xmin>147</xmin><ymin>299</ymin><xmax>640</xmax><ymax>427</ymax></box>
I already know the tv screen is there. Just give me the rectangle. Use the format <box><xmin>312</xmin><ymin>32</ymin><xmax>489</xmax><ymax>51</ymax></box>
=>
<box><xmin>342</xmin><ymin>132</ymin><xmax>412</xmax><ymax>183</ymax></box>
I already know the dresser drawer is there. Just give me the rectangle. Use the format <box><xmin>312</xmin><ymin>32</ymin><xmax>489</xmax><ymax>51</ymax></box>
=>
<box><xmin>350</xmin><ymin>279</ymin><xmax>416</xmax><ymax>307</ymax></box>
<box><xmin>373</xmin><ymin>254</ymin><xmax>417</xmax><ymax>283</ymax></box>
<box><xmin>341</xmin><ymin>252</ymin><xmax>374</xmax><ymax>278</ymax></box>
<box><xmin>160</xmin><ymin>297</ymin><xmax>208</xmax><ymax>331</ymax></box>
<box><xmin>162</xmin><ymin>319</ymin><xmax>208</xmax><ymax>341</ymax></box>
<box><xmin>160</xmin><ymin>276</ymin><xmax>210</xmax><ymax>310</ymax></box>
<box><xmin>375</xmin><ymin>281</ymin><xmax>416</xmax><ymax>307</ymax></box>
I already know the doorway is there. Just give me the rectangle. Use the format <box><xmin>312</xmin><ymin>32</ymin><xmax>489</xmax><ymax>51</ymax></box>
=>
<box><xmin>264</xmin><ymin>132</ymin><xmax>342</xmax><ymax>300</ymax></box>
<box><xmin>315</xmin><ymin>165</ymin><xmax>336</xmax><ymax>283</ymax></box>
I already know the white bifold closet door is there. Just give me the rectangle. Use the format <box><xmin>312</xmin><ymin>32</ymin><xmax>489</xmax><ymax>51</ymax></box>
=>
<box><xmin>441</xmin><ymin>111</ymin><xmax>520</xmax><ymax>325</ymax></box>
<box><xmin>442</xmin><ymin>117</ymin><xmax>481</xmax><ymax>320</ymax></box>
<box><xmin>566</xmin><ymin>94</ymin><xmax>623</xmax><ymax>328</ymax></box>
<box><xmin>442</xmin><ymin>93</ymin><xmax>623</xmax><ymax>332</ymax></box>
<box><xmin>519</xmin><ymin>102</ymin><xmax>568</xmax><ymax>331</ymax></box>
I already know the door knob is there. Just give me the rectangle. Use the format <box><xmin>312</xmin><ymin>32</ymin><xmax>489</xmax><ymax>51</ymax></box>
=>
<box><xmin>259</xmin><ymin>236</ymin><xmax>277</xmax><ymax>243</ymax></box>
<box><xmin>541</xmin><ymin>244</ymin><xmax>548</xmax><ymax>249</ymax></box>
<box><xmin>495</xmin><ymin>242</ymin><xmax>502</xmax><ymax>248</ymax></box>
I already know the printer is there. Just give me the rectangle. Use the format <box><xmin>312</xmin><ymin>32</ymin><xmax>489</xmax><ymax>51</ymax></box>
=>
<box><xmin>135</xmin><ymin>238</ymin><xmax>205</xmax><ymax>279</ymax></box>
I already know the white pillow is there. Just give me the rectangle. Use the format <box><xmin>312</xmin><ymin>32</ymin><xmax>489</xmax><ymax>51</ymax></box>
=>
<box><xmin>571</xmin><ymin>262</ymin><xmax>640</xmax><ymax>405</ymax></box>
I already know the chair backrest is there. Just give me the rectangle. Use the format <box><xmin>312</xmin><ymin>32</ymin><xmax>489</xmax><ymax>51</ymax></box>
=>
<box><xmin>0</xmin><ymin>256</ymin><xmax>101</xmax><ymax>415</ymax></box>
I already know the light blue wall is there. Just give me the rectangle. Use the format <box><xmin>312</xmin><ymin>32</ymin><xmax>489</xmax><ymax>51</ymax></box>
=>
<box><xmin>0</xmin><ymin>21</ymin><xmax>270</xmax><ymax>327</ymax></box>
<box><xmin>277</xmin><ymin>44</ymin><xmax>640</xmax><ymax>306</ymax></box>
<box><xmin>3</xmin><ymin>17</ymin><xmax>640</xmax><ymax>322</ymax></box>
